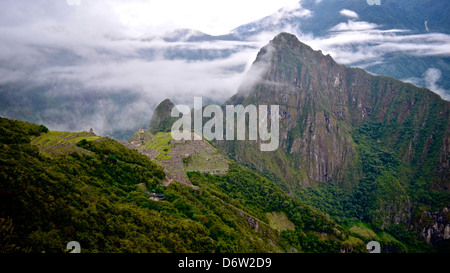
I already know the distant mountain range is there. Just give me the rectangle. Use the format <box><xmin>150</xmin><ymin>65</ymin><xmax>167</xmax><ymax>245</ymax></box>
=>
<box><xmin>233</xmin><ymin>0</ymin><xmax>450</xmax><ymax>36</ymax></box>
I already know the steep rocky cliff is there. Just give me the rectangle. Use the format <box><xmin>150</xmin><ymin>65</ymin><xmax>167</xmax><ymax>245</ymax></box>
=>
<box><xmin>224</xmin><ymin>32</ymin><xmax>449</xmax><ymax>186</ymax></box>
<box><xmin>216</xmin><ymin>33</ymin><xmax>450</xmax><ymax>247</ymax></box>
<box><xmin>418</xmin><ymin>206</ymin><xmax>450</xmax><ymax>244</ymax></box>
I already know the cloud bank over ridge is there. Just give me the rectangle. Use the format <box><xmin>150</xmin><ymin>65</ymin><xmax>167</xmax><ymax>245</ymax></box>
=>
<box><xmin>0</xmin><ymin>0</ymin><xmax>449</xmax><ymax>138</ymax></box>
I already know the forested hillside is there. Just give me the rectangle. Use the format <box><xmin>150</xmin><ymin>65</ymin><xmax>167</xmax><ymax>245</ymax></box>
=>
<box><xmin>0</xmin><ymin>117</ymin><xmax>365</xmax><ymax>253</ymax></box>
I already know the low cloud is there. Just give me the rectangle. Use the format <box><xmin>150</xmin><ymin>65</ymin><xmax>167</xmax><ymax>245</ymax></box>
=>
<box><xmin>299</xmin><ymin>20</ymin><xmax>450</xmax><ymax>66</ymax></box>
<box><xmin>403</xmin><ymin>68</ymin><xmax>450</xmax><ymax>101</ymax></box>
<box><xmin>1</xmin><ymin>1</ymin><xmax>450</xmax><ymax>138</ymax></box>
<box><xmin>0</xmin><ymin>37</ymin><xmax>265</xmax><ymax>135</ymax></box>
<box><xmin>242</xmin><ymin>16</ymin><xmax>450</xmax><ymax>100</ymax></box>
<box><xmin>424</xmin><ymin>68</ymin><xmax>450</xmax><ymax>101</ymax></box>
<box><xmin>235</xmin><ymin>43</ymin><xmax>275</xmax><ymax>97</ymax></box>
<box><xmin>339</xmin><ymin>9</ymin><xmax>359</xmax><ymax>19</ymax></box>
<box><xmin>37</xmin><ymin>50</ymin><xmax>255</xmax><ymax>103</ymax></box>
<box><xmin>330</xmin><ymin>20</ymin><xmax>378</xmax><ymax>32</ymax></box>
<box><xmin>0</xmin><ymin>2</ymin><xmax>268</xmax><ymax>137</ymax></box>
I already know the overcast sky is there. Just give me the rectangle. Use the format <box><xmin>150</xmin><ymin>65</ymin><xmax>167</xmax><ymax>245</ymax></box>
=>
<box><xmin>109</xmin><ymin>0</ymin><xmax>301</xmax><ymax>36</ymax></box>
<box><xmin>0</xmin><ymin>0</ymin><xmax>300</xmax><ymax>36</ymax></box>
<box><xmin>0</xmin><ymin>0</ymin><xmax>302</xmax><ymax>98</ymax></box>
<box><xmin>0</xmin><ymin>0</ymin><xmax>301</xmax><ymax>135</ymax></box>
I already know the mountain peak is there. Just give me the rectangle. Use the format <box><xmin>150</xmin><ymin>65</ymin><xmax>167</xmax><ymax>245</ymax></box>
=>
<box><xmin>232</xmin><ymin>32</ymin><xmax>338</xmax><ymax>103</ymax></box>
<box><xmin>272</xmin><ymin>32</ymin><xmax>330</xmax><ymax>60</ymax></box>
<box><xmin>251</xmin><ymin>32</ymin><xmax>333</xmax><ymax>71</ymax></box>
<box><xmin>226</xmin><ymin>32</ymin><xmax>450</xmax><ymax>193</ymax></box>
<box><xmin>148</xmin><ymin>99</ymin><xmax>176</xmax><ymax>132</ymax></box>
<box><xmin>271</xmin><ymin>32</ymin><xmax>302</xmax><ymax>47</ymax></box>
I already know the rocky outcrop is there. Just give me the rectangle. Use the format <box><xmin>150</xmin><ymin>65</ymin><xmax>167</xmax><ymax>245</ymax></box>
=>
<box><xmin>221</xmin><ymin>32</ymin><xmax>449</xmax><ymax>188</ymax></box>
<box><xmin>223</xmin><ymin>33</ymin><xmax>359</xmax><ymax>186</ymax></box>
<box><xmin>376</xmin><ymin>197</ymin><xmax>413</xmax><ymax>229</ymax></box>
<box><xmin>148</xmin><ymin>99</ymin><xmax>176</xmax><ymax>132</ymax></box>
<box><xmin>235</xmin><ymin>209</ymin><xmax>260</xmax><ymax>231</ymax></box>
<box><xmin>418</xmin><ymin>206</ymin><xmax>450</xmax><ymax>244</ymax></box>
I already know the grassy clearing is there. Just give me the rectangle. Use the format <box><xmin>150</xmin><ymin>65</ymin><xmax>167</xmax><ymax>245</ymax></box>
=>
<box><xmin>30</xmin><ymin>131</ymin><xmax>103</xmax><ymax>157</ymax></box>
<box><xmin>343</xmin><ymin>235</ymin><xmax>365</xmax><ymax>249</ymax></box>
<box><xmin>266</xmin><ymin>211</ymin><xmax>295</xmax><ymax>232</ymax></box>
<box><xmin>348</xmin><ymin>222</ymin><xmax>379</xmax><ymax>241</ymax></box>
<box><xmin>32</xmin><ymin>131</ymin><xmax>102</xmax><ymax>148</ymax></box>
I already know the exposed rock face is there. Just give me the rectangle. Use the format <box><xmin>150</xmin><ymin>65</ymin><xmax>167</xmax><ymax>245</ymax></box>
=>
<box><xmin>143</xmin><ymin>33</ymin><xmax>449</xmax><ymax>247</ymax></box>
<box><xmin>376</xmin><ymin>197</ymin><xmax>413</xmax><ymax>229</ymax></box>
<box><xmin>223</xmin><ymin>33</ymin><xmax>360</xmax><ymax>186</ymax></box>
<box><xmin>235</xmin><ymin>209</ymin><xmax>260</xmax><ymax>231</ymax></box>
<box><xmin>217</xmin><ymin>32</ymin><xmax>450</xmax><ymax>245</ymax></box>
<box><xmin>148</xmin><ymin>99</ymin><xmax>176</xmax><ymax>132</ymax></box>
<box><xmin>221</xmin><ymin>32</ymin><xmax>450</xmax><ymax>188</ymax></box>
<box><xmin>419</xmin><ymin>206</ymin><xmax>450</xmax><ymax>244</ymax></box>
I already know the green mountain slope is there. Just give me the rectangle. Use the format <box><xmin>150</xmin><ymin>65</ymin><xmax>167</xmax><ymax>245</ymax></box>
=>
<box><xmin>0</xmin><ymin>117</ymin><xmax>366</xmax><ymax>253</ymax></box>
<box><xmin>216</xmin><ymin>33</ymin><xmax>450</xmax><ymax>251</ymax></box>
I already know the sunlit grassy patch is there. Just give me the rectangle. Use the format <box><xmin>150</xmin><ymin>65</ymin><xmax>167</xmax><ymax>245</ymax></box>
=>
<box><xmin>348</xmin><ymin>222</ymin><xmax>379</xmax><ymax>241</ymax></box>
<box><xmin>266</xmin><ymin>211</ymin><xmax>295</xmax><ymax>232</ymax></box>
<box><xmin>30</xmin><ymin>131</ymin><xmax>103</xmax><ymax>157</ymax></box>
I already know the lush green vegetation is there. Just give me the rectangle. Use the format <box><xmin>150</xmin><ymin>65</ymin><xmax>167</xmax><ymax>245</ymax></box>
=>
<box><xmin>295</xmin><ymin>120</ymin><xmax>448</xmax><ymax>252</ymax></box>
<box><xmin>187</xmin><ymin>164</ymin><xmax>365</xmax><ymax>253</ymax></box>
<box><xmin>29</xmin><ymin>131</ymin><xmax>104</xmax><ymax>158</ymax></box>
<box><xmin>216</xmin><ymin>32</ymin><xmax>450</xmax><ymax>253</ymax></box>
<box><xmin>32</xmin><ymin>131</ymin><xmax>102</xmax><ymax>148</ymax></box>
<box><xmin>0</xmin><ymin>117</ymin><xmax>48</xmax><ymax>144</ymax></box>
<box><xmin>0</xmin><ymin>117</ymin><xmax>364</xmax><ymax>253</ymax></box>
